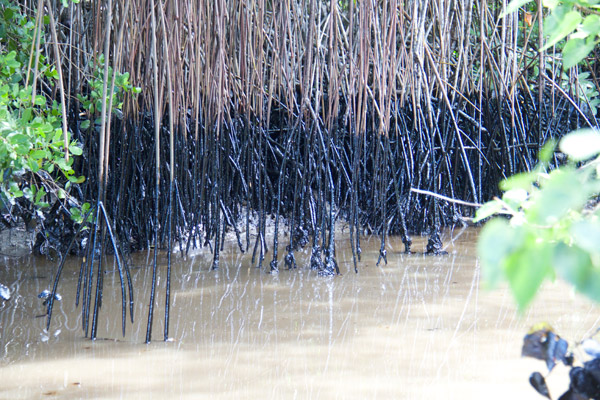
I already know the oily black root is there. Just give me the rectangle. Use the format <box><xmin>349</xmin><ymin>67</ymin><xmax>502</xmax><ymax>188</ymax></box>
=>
<box><xmin>42</xmin><ymin>90</ymin><xmax>589</xmax><ymax>342</ymax></box>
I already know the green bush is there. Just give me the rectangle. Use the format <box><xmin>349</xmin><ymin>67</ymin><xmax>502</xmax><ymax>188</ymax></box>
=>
<box><xmin>0</xmin><ymin>2</ymin><xmax>85</xmax><ymax>219</ymax></box>
<box><xmin>506</xmin><ymin>0</ymin><xmax>600</xmax><ymax>116</ymax></box>
<box><xmin>77</xmin><ymin>54</ymin><xmax>141</xmax><ymax>132</ymax></box>
<box><xmin>476</xmin><ymin>130</ymin><xmax>600</xmax><ymax>309</ymax></box>
<box><xmin>477</xmin><ymin>0</ymin><xmax>600</xmax><ymax>310</ymax></box>
<box><xmin>0</xmin><ymin>1</ymin><xmax>138</xmax><ymax>227</ymax></box>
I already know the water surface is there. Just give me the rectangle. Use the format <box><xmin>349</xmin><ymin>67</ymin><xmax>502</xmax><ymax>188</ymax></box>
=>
<box><xmin>0</xmin><ymin>227</ymin><xmax>597</xmax><ymax>399</ymax></box>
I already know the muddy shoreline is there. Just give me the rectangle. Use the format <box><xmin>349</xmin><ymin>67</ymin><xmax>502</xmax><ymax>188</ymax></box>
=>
<box><xmin>0</xmin><ymin>225</ymin><xmax>36</xmax><ymax>259</ymax></box>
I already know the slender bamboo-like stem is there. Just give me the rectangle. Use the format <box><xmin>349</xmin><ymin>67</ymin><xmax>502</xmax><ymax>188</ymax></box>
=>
<box><xmin>26</xmin><ymin>0</ymin><xmax>44</xmax><ymax>110</ymax></box>
<box><xmin>45</xmin><ymin>2</ymin><xmax>69</xmax><ymax>162</ymax></box>
<box><xmin>158</xmin><ymin>0</ymin><xmax>175</xmax><ymax>342</ymax></box>
<box><xmin>537</xmin><ymin>0</ymin><xmax>545</xmax><ymax>149</ymax></box>
<box><xmin>104</xmin><ymin>0</ymin><xmax>131</xmax><ymax>189</ymax></box>
<box><xmin>146</xmin><ymin>0</ymin><xmax>162</xmax><ymax>344</ymax></box>
<box><xmin>96</xmin><ymin>0</ymin><xmax>113</xmax><ymax>204</ymax></box>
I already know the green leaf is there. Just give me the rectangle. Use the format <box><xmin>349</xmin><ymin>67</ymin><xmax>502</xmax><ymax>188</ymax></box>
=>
<box><xmin>554</xmin><ymin>243</ymin><xmax>600</xmax><ymax>302</ymax></box>
<box><xmin>500</xmin><ymin>171</ymin><xmax>538</xmax><ymax>191</ymax></box>
<box><xmin>542</xmin><ymin>0</ymin><xmax>559</xmax><ymax>8</ymax></box>
<box><xmin>502</xmin><ymin>188</ymin><xmax>529</xmax><ymax>208</ymax></box>
<box><xmin>8</xmin><ymin>133</ymin><xmax>29</xmax><ymax>146</ymax></box>
<box><xmin>563</xmin><ymin>38</ymin><xmax>597</xmax><ymax>69</ymax></box>
<box><xmin>9</xmin><ymin>182</ymin><xmax>22</xmax><ymax>198</ymax></box>
<box><xmin>116</xmin><ymin>71</ymin><xmax>129</xmax><ymax>87</ymax></box>
<box><xmin>27</xmin><ymin>157</ymin><xmax>39</xmax><ymax>172</ymax></box>
<box><xmin>474</xmin><ymin>199</ymin><xmax>506</xmax><ymax>222</ymax></box>
<box><xmin>52</xmin><ymin>128</ymin><xmax>63</xmax><ymax>143</ymax></box>
<box><xmin>70</xmin><ymin>207</ymin><xmax>82</xmax><ymax>223</ymax></box>
<box><xmin>5</xmin><ymin>55</ymin><xmax>20</xmax><ymax>69</ymax></box>
<box><xmin>21</xmin><ymin>107</ymin><xmax>32</xmax><ymax>123</ymax></box>
<box><xmin>526</xmin><ymin>167</ymin><xmax>589</xmax><ymax>224</ymax></box>
<box><xmin>559</xmin><ymin>128</ymin><xmax>600</xmax><ymax>161</ymax></box>
<box><xmin>504</xmin><ymin>239</ymin><xmax>552</xmax><ymax>310</ymax></box>
<box><xmin>35</xmin><ymin>187</ymin><xmax>46</xmax><ymax>203</ymax></box>
<box><xmin>69</xmin><ymin>145</ymin><xmax>82</xmax><ymax>156</ymax></box>
<box><xmin>571</xmin><ymin>220</ymin><xmax>600</xmax><ymax>256</ymax></box>
<box><xmin>45</xmin><ymin>68</ymin><xmax>59</xmax><ymax>81</ymax></box>
<box><xmin>539</xmin><ymin>139</ymin><xmax>557</xmax><ymax>163</ymax></box>
<box><xmin>477</xmin><ymin>219</ymin><xmax>526</xmax><ymax>288</ymax></box>
<box><xmin>502</xmin><ymin>0</ymin><xmax>534</xmax><ymax>17</ymax></box>
<box><xmin>80</xmin><ymin>120</ymin><xmax>90</xmax><ymax>130</ymax></box>
<box><xmin>56</xmin><ymin>158</ymin><xmax>69</xmax><ymax>171</ymax></box>
<box><xmin>30</xmin><ymin>149</ymin><xmax>47</xmax><ymax>159</ymax></box>
<box><xmin>581</xmin><ymin>14</ymin><xmax>600</xmax><ymax>35</ymax></box>
<box><xmin>542</xmin><ymin>9</ymin><xmax>582</xmax><ymax>51</ymax></box>
<box><xmin>34</xmin><ymin>95</ymin><xmax>46</xmax><ymax>106</ymax></box>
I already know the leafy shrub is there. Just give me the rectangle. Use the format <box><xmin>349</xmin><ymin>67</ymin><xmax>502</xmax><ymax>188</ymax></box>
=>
<box><xmin>506</xmin><ymin>0</ymin><xmax>600</xmax><ymax>116</ymax></box>
<box><xmin>478</xmin><ymin>0</ymin><xmax>600</xmax><ymax>309</ymax></box>
<box><xmin>0</xmin><ymin>3</ymin><xmax>85</xmax><ymax>222</ymax></box>
<box><xmin>0</xmin><ymin>1</ymin><xmax>138</xmax><ymax>229</ymax></box>
<box><xmin>77</xmin><ymin>54</ymin><xmax>141</xmax><ymax>132</ymax></box>
<box><xmin>475</xmin><ymin>129</ymin><xmax>600</xmax><ymax>309</ymax></box>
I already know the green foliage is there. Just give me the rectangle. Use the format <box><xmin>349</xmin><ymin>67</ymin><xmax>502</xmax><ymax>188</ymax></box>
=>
<box><xmin>0</xmin><ymin>1</ymin><xmax>40</xmax><ymax>64</ymax></box>
<box><xmin>506</xmin><ymin>0</ymin><xmax>600</xmax><ymax>115</ymax></box>
<box><xmin>506</xmin><ymin>0</ymin><xmax>600</xmax><ymax>67</ymax></box>
<box><xmin>542</xmin><ymin>2</ymin><xmax>600</xmax><ymax>70</ymax></box>
<box><xmin>60</xmin><ymin>0</ymin><xmax>80</xmax><ymax>7</ymax></box>
<box><xmin>76</xmin><ymin>54</ymin><xmax>141</xmax><ymax>131</ymax></box>
<box><xmin>0</xmin><ymin>2</ymin><xmax>84</xmax><ymax>219</ymax></box>
<box><xmin>475</xmin><ymin>130</ymin><xmax>600</xmax><ymax>309</ymax></box>
<box><xmin>571</xmin><ymin>72</ymin><xmax>600</xmax><ymax>117</ymax></box>
<box><xmin>70</xmin><ymin>201</ymin><xmax>92</xmax><ymax>225</ymax></box>
<box><xmin>504</xmin><ymin>0</ymin><xmax>537</xmax><ymax>15</ymax></box>
<box><xmin>480</xmin><ymin>0</ymin><xmax>600</xmax><ymax>309</ymax></box>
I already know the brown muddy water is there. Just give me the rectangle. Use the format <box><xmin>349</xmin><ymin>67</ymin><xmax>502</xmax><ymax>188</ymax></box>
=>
<box><xmin>0</xmin><ymin>227</ymin><xmax>598</xmax><ymax>399</ymax></box>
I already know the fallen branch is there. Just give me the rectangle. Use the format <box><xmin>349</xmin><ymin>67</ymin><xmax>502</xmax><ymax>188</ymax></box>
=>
<box><xmin>410</xmin><ymin>188</ymin><xmax>482</xmax><ymax>208</ymax></box>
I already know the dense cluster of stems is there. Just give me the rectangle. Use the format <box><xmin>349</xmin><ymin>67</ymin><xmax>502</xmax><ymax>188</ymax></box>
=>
<box><xmin>20</xmin><ymin>0</ymin><xmax>597</xmax><ymax>341</ymax></box>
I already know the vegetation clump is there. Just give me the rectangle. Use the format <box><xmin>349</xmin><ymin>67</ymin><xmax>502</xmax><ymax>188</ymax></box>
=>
<box><xmin>0</xmin><ymin>0</ymin><xmax>137</xmax><ymax>256</ymax></box>
<box><xmin>476</xmin><ymin>129</ymin><xmax>600</xmax><ymax>309</ymax></box>
<box><xmin>0</xmin><ymin>0</ymin><xmax>86</xmax><ymax>253</ymax></box>
<box><xmin>477</xmin><ymin>0</ymin><xmax>600</xmax><ymax>311</ymax></box>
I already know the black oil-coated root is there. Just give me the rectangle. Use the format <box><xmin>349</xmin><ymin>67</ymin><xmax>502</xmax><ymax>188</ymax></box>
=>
<box><xmin>10</xmin><ymin>0</ymin><xmax>600</xmax><ymax>345</ymax></box>
<box><xmin>47</xmin><ymin>201</ymin><xmax>133</xmax><ymax>340</ymax></box>
<box><xmin>49</xmin><ymin>91</ymin><xmax>589</xmax><ymax>342</ymax></box>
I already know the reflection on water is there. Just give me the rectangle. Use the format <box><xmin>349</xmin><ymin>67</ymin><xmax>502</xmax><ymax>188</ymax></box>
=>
<box><xmin>0</xmin><ymin>227</ymin><xmax>598</xmax><ymax>399</ymax></box>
